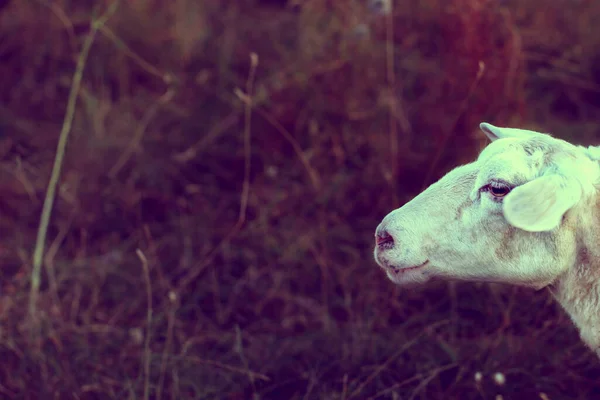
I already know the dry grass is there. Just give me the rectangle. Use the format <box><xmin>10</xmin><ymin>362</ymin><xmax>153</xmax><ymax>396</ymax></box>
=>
<box><xmin>1</xmin><ymin>0</ymin><xmax>600</xmax><ymax>399</ymax></box>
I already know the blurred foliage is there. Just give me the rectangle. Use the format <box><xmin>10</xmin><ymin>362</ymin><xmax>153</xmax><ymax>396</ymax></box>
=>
<box><xmin>0</xmin><ymin>0</ymin><xmax>600</xmax><ymax>398</ymax></box>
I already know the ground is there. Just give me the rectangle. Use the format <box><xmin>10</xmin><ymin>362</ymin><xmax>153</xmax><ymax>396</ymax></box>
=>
<box><xmin>1</xmin><ymin>0</ymin><xmax>600</xmax><ymax>399</ymax></box>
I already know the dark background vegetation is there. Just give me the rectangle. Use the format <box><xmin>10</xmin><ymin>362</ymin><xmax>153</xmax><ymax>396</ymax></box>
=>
<box><xmin>1</xmin><ymin>0</ymin><xmax>600</xmax><ymax>398</ymax></box>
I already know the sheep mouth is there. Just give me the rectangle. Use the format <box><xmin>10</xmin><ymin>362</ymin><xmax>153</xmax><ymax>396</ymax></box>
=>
<box><xmin>387</xmin><ymin>260</ymin><xmax>429</xmax><ymax>275</ymax></box>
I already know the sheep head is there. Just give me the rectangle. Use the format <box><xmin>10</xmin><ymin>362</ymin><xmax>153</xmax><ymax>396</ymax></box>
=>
<box><xmin>374</xmin><ymin>123</ymin><xmax>600</xmax><ymax>290</ymax></box>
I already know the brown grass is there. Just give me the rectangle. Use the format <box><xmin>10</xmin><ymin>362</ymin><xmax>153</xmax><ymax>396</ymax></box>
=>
<box><xmin>1</xmin><ymin>0</ymin><xmax>600</xmax><ymax>398</ymax></box>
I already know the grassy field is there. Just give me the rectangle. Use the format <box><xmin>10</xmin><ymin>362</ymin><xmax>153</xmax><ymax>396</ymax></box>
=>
<box><xmin>1</xmin><ymin>0</ymin><xmax>600</xmax><ymax>398</ymax></box>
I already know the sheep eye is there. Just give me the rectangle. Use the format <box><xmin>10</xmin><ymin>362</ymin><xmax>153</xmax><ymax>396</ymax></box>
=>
<box><xmin>487</xmin><ymin>183</ymin><xmax>511</xmax><ymax>198</ymax></box>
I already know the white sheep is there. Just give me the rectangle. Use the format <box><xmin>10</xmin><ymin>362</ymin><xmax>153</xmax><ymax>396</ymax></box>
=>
<box><xmin>374</xmin><ymin>122</ymin><xmax>600</xmax><ymax>357</ymax></box>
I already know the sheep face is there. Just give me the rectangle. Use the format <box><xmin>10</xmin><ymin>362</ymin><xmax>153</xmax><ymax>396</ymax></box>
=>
<box><xmin>374</xmin><ymin>123</ymin><xmax>600</xmax><ymax>289</ymax></box>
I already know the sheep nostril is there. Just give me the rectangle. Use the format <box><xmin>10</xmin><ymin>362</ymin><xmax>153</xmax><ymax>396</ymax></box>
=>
<box><xmin>375</xmin><ymin>230</ymin><xmax>394</xmax><ymax>249</ymax></box>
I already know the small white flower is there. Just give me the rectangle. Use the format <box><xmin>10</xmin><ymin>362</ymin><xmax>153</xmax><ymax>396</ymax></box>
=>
<box><xmin>474</xmin><ymin>371</ymin><xmax>483</xmax><ymax>382</ymax></box>
<box><xmin>493</xmin><ymin>372</ymin><xmax>506</xmax><ymax>386</ymax></box>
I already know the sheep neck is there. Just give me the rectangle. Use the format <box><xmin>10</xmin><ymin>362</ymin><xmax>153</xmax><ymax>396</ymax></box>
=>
<box><xmin>551</xmin><ymin>200</ymin><xmax>600</xmax><ymax>356</ymax></box>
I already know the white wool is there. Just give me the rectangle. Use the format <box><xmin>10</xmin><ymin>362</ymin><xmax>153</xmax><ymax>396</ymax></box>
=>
<box><xmin>374</xmin><ymin>122</ymin><xmax>600</xmax><ymax>358</ymax></box>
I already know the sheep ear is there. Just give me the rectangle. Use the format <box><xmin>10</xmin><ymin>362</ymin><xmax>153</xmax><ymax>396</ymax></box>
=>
<box><xmin>479</xmin><ymin>122</ymin><xmax>542</xmax><ymax>142</ymax></box>
<box><xmin>503</xmin><ymin>175</ymin><xmax>581</xmax><ymax>232</ymax></box>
